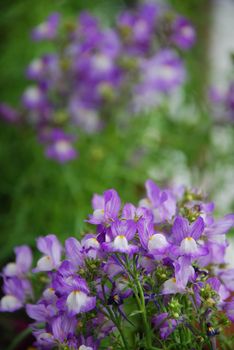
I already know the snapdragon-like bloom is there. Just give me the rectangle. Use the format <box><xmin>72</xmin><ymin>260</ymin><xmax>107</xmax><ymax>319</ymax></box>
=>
<box><xmin>171</xmin><ymin>215</ymin><xmax>205</xmax><ymax>257</ymax></box>
<box><xmin>171</xmin><ymin>17</ymin><xmax>196</xmax><ymax>50</ymax></box>
<box><xmin>88</xmin><ymin>189</ymin><xmax>121</xmax><ymax>226</ymax></box>
<box><xmin>4</xmin><ymin>245</ymin><xmax>32</xmax><ymax>277</ymax></box>
<box><xmin>139</xmin><ymin>179</ymin><xmax>176</xmax><ymax>223</ymax></box>
<box><xmin>117</xmin><ymin>2</ymin><xmax>159</xmax><ymax>55</ymax></box>
<box><xmin>102</xmin><ymin>219</ymin><xmax>138</xmax><ymax>254</ymax></box>
<box><xmin>31</xmin><ymin>13</ymin><xmax>60</xmax><ymax>41</ymax></box>
<box><xmin>0</xmin><ymin>277</ymin><xmax>32</xmax><ymax>312</ymax></box>
<box><xmin>1</xmin><ymin>179</ymin><xmax>233</xmax><ymax>349</ymax></box>
<box><xmin>22</xmin><ymin>86</ymin><xmax>45</xmax><ymax>109</ymax></box>
<box><xmin>44</xmin><ymin>130</ymin><xmax>77</xmax><ymax>163</ymax></box>
<box><xmin>134</xmin><ymin>49</ymin><xmax>185</xmax><ymax>112</ymax></box>
<box><xmin>65</xmin><ymin>282</ymin><xmax>96</xmax><ymax>315</ymax></box>
<box><xmin>138</xmin><ymin>218</ymin><xmax>171</xmax><ymax>258</ymax></box>
<box><xmin>139</xmin><ymin>49</ymin><xmax>186</xmax><ymax>93</ymax></box>
<box><xmin>0</xmin><ymin>245</ymin><xmax>32</xmax><ymax>311</ymax></box>
<box><xmin>35</xmin><ymin>234</ymin><xmax>62</xmax><ymax>271</ymax></box>
<box><xmin>153</xmin><ymin>313</ymin><xmax>179</xmax><ymax>339</ymax></box>
<box><xmin>198</xmin><ymin>214</ymin><xmax>234</xmax><ymax>266</ymax></box>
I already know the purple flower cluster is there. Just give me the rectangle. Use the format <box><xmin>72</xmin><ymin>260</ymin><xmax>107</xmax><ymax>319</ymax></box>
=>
<box><xmin>0</xmin><ymin>2</ymin><xmax>196</xmax><ymax>163</ymax></box>
<box><xmin>0</xmin><ymin>246</ymin><xmax>32</xmax><ymax>312</ymax></box>
<box><xmin>1</xmin><ymin>180</ymin><xmax>234</xmax><ymax>349</ymax></box>
<box><xmin>209</xmin><ymin>81</ymin><xmax>234</xmax><ymax>122</ymax></box>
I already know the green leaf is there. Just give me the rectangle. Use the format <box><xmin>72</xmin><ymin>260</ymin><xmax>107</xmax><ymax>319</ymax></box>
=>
<box><xmin>129</xmin><ymin>309</ymin><xmax>143</xmax><ymax>317</ymax></box>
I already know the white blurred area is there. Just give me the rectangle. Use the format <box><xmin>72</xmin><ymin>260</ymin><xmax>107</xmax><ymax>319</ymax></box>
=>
<box><xmin>209</xmin><ymin>0</ymin><xmax>234</xmax><ymax>266</ymax></box>
<box><xmin>209</xmin><ymin>0</ymin><xmax>234</xmax><ymax>86</ymax></box>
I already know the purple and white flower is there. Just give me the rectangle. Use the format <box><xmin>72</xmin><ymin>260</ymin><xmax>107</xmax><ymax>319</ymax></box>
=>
<box><xmin>35</xmin><ymin>234</ymin><xmax>62</xmax><ymax>271</ymax></box>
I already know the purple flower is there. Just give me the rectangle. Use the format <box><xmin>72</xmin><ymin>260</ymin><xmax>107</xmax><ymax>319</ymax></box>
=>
<box><xmin>225</xmin><ymin>82</ymin><xmax>234</xmax><ymax>120</ymax></box>
<box><xmin>171</xmin><ymin>216</ymin><xmax>206</xmax><ymax>258</ymax></box>
<box><xmin>0</xmin><ymin>277</ymin><xmax>32</xmax><ymax>311</ymax></box>
<box><xmin>209</xmin><ymin>82</ymin><xmax>234</xmax><ymax>121</ymax></box>
<box><xmin>206</xmin><ymin>277</ymin><xmax>230</xmax><ymax>303</ymax></box>
<box><xmin>49</xmin><ymin>261</ymin><xmax>96</xmax><ymax>316</ymax></box>
<box><xmin>26</xmin><ymin>58</ymin><xmax>44</xmax><ymax>80</ymax></box>
<box><xmin>162</xmin><ymin>277</ymin><xmax>185</xmax><ymax>295</ymax></box>
<box><xmin>35</xmin><ymin>234</ymin><xmax>62</xmax><ymax>272</ymax></box>
<box><xmin>0</xmin><ymin>103</ymin><xmax>19</xmax><ymax>123</ymax></box>
<box><xmin>4</xmin><ymin>245</ymin><xmax>32</xmax><ymax>277</ymax></box>
<box><xmin>205</xmin><ymin>214</ymin><xmax>234</xmax><ymax>236</ymax></box>
<box><xmin>153</xmin><ymin>312</ymin><xmax>179</xmax><ymax>339</ymax></box>
<box><xmin>122</xmin><ymin>203</ymin><xmax>153</xmax><ymax>230</ymax></box>
<box><xmin>26</xmin><ymin>303</ymin><xmax>53</xmax><ymax>323</ymax></box>
<box><xmin>0</xmin><ymin>245</ymin><xmax>32</xmax><ymax>312</ymax></box>
<box><xmin>31</xmin><ymin>13</ymin><xmax>60</xmax><ymax>41</ymax></box>
<box><xmin>26</xmin><ymin>303</ymin><xmax>78</xmax><ymax>348</ymax></box>
<box><xmin>198</xmin><ymin>214</ymin><xmax>234</xmax><ymax>266</ymax></box>
<box><xmin>173</xmin><ymin>256</ymin><xmax>195</xmax><ymax>289</ymax></box>
<box><xmin>88</xmin><ymin>189</ymin><xmax>121</xmax><ymax>225</ymax></box>
<box><xmin>138</xmin><ymin>49</ymin><xmax>186</xmax><ymax>94</ymax></box>
<box><xmin>117</xmin><ymin>3</ymin><xmax>158</xmax><ymax>55</ymax></box>
<box><xmin>224</xmin><ymin>298</ymin><xmax>234</xmax><ymax>322</ymax></box>
<box><xmin>81</xmin><ymin>234</ymin><xmax>100</xmax><ymax>259</ymax></box>
<box><xmin>51</xmin><ymin>314</ymin><xmax>77</xmax><ymax>344</ymax></box>
<box><xmin>65</xmin><ymin>237</ymin><xmax>84</xmax><ymax>267</ymax></box>
<box><xmin>65</xmin><ymin>281</ymin><xmax>96</xmax><ymax>316</ymax></box>
<box><xmin>44</xmin><ymin>129</ymin><xmax>77</xmax><ymax>163</ymax></box>
<box><xmin>209</xmin><ymin>86</ymin><xmax>224</xmax><ymax>104</ymax></box>
<box><xmin>139</xmin><ymin>179</ymin><xmax>176</xmax><ymax>223</ymax></box>
<box><xmin>22</xmin><ymin>86</ymin><xmax>45</xmax><ymax>109</ymax></box>
<box><xmin>102</xmin><ymin>219</ymin><xmax>138</xmax><ymax>255</ymax></box>
<box><xmin>69</xmin><ymin>99</ymin><xmax>102</xmax><ymax>133</ymax></box>
<box><xmin>171</xmin><ymin>17</ymin><xmax>196</xmax><ymax>50</ymax></box>
<box><xmin>103</xmin><ymin>256</ymin><xmax>123</xmax><ymax>278</ymax></box>
<box><xmin>219</xmin><ymin>268</ymin><xmax>234</xmax><ymax>292</ymax></box>
<box><xmin>45</xmin><ymin>138</ymin><xmax>77</xmax><ymax>163</ymax></box>
<box><xmin>138</xmin><ymin>218</ymin><xmax>171</xmax><ymax>258</ymax></box>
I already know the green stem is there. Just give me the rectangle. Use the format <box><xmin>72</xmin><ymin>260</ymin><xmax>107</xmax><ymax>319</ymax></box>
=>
<box><xmin>106</xmin><ymin>305</ymin><xmax>129</xmax><ymax>350</ymax></box>
<box><xmin>136</xmin><ymin>278</ymin><xmax>152</xmax><ymax>349</ymax></box>
<box><xmin>7</xmin><ymin>327</ymin><xmax>32</xmax><ymax>350</ymax></box>
<box><xmin>119</xmin><ymin>255</ymin><xmax>160</xmax><ymax>349</ymax></box>
<box><xmin>125</xmin><ymin>256</ymin><xmax>152</xmax><ymax>349</ymax></box>
<box><xmin>100</xmin><ymin>283</ymin><xmax>129</xmax><ymax>350</ymax></box>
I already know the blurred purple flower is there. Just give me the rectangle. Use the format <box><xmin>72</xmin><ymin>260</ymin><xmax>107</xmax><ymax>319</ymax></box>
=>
<box><xmin>171</xmin><ymin>17</ymin><xmax>196</xmax><ymax>50</ymax></box>
<box><xmin>31</xmin><ymin>13</ymin><xmax>60</xmax><ymax>41</ymax></box>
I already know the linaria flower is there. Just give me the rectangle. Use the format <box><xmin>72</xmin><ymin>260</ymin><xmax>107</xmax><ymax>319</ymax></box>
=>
<box><xmin>171</xmin><ymin>17</ymin><xmax>196</xmax><ymax>50</ymax></box>
<box><xmin>31</xmin><ymin>13</ymin><xmax>60</xmax><ymax>41</ymax></box>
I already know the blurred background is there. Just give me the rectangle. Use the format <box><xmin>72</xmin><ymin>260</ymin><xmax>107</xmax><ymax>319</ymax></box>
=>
<box><xmin>0</xmin><ymin>0</ymin><xmax>234</xmax><ymax>348</ymax></box>
<box><xmin>0</xmin><ymin>0</ymin><xmax>233</xmax><ymax>284</ymax></box>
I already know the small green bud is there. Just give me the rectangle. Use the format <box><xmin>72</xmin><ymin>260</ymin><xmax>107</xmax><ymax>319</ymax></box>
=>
<box><xmin>98</xmin><ymin>83</ymin><xmax>115</xmax><ymax>101</ymax></box>
<box><xmin>64</xmin><ymin>21</ymin><xmax>76</xmax><ymax>32</ymax></box>
<box><xmin>206</xmin><ymin>297</ymin><xmax>216</xmax><ymax>307</ymax></box>
<box><xmin>118</xmin><ymin>25</ymin><xmax>132</xmax><ymax>41</ymax></box>
<box><xmin>172</xmin><ymin>312</ymin><xmax>180</xmax><ymax>319</ymax></box>
<box><xmin>60</xmin><ymin>58</ymin><xmax>71</xmax><ymax>71</ymax></box>
<box><xmin>196</xmin><ymin>336</ymin><xmax>204</xmax><ymax>344</ymax></box>
<box><xmin>168</xmin><ymin>298</ymin><xmax>181</xmax><ymax>319</ymax></box>
<box><xmin>90</xmin><ymin>147</ymin><xmax>105</xmax><ymax>161</ymax></box>
<box><xmin>54</xmin><ymin>110</ymin><xmax>68</xmax><ymax>124</ymax></box>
